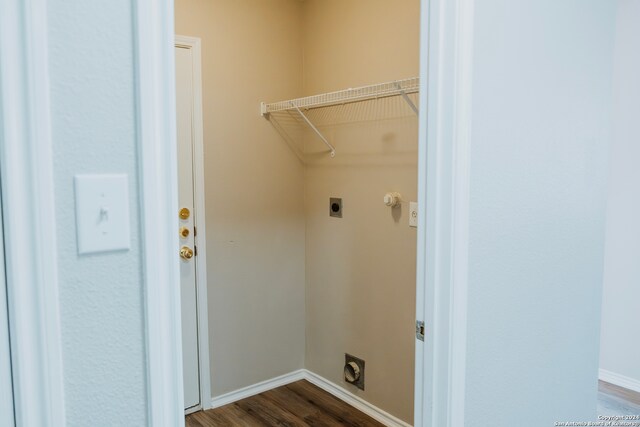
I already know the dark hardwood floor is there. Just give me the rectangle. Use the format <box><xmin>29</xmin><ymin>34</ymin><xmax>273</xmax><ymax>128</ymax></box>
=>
<box><xmin>186</xmin><ymin>380</ymin><xmax>386</xmax><ymax>426</ymax></box>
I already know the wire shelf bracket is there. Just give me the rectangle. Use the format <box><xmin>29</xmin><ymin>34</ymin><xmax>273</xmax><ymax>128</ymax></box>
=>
<box><xmin>291</xmin><ymin>103</ymin><xmax>336</xmax><ymax>157</ymax></box>
<box><xmin>260</xmin><ymin>77</ymin><xmax>420</xmax><ymax>157</ymax></box>
<box><xmin>395</xmin><ymin>82</ymin><xmax>419</xmax><ymax>116</ymax></box>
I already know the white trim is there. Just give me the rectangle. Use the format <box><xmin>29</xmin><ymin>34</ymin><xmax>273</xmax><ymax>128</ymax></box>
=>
<box><xmin>210</xmin><ymin>370</ymin><xmax>306</xmax><ymax>409</ymax></box>
<box><xmin>413</xmin><ymin>1</ymin><xmax>431</xmax><ymax>425</ymax></box>
<box><xmin>599</xmin><ymin>369</ymin><xmax>640</xmax><ymax>394</ymax></box>
<box><xmin>175</xmin><ymin>34</ymin><xmax>212</xmax><ymax>413</ymax></box>
<box><xmin>448</xmin><ymin>1</ymin><xmax>474</xmax><ymax>426</ymax></box>
<box><xmin>133</xmin><ymin>1</ymin><xmax>185</xmax><ymax>426</ymax></box>
<box><xmin>415</xmin><ymin>0</ymin><xmax>474</xmax><ymax>426</ymax></box>
<box><xmin>0</xmin><ymin>191</ymin><xmax>15</xmax><ymax>427</ymax></box>
<box><xmin>303</xmin><ymin>371</ymin><xmax>412</xmax><ymax>427</ymax></box>
<box><xmin>0</xmin><ymin>0</ymin><xmax>66</xmax><ymax>426</ymax></box>
<box><xmin>209</xmin><ymin>370</ymin><xmax>410</xmax><ymax>427</ymax></box>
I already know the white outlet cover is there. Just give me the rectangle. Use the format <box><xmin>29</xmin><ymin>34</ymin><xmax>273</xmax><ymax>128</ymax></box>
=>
<box><xmin>74</xmin><ymin>174</ymin><xmax>130</xmax><ymax>254</ymax></box>
<box><xmin>409</xmin><ymin>201</ymin><xmax>418</xmax><ymax>228</ymax></box>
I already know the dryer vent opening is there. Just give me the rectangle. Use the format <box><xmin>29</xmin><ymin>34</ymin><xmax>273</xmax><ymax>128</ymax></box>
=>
<box><xmin>344</xmin><ymin>353</ymin><xmax>365</xmax><ymax>390</ymax></box>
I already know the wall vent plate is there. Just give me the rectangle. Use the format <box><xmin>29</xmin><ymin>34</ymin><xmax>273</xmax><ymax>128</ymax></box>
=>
<box><xmin>330</xmin><ymin>197</ymin><xmax>342</xmax><ymax>218</ymax></box>
<box><xmin>344</xmin><ymin>353</ymin><xmax>365</xmax><ymax>390</ymax></box>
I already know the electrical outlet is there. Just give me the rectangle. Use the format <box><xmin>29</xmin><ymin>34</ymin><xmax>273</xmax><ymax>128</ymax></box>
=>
<box><xmin>409</xmin><ymin>201</ymin><xmax>418</xmax><ymax>228</ymax></box>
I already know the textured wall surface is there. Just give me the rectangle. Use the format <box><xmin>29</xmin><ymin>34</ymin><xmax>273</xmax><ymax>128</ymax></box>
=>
<box><xmin>175</xmin><ymin>0</ymin><xmax>307</xmax><ymax>397</ymax></box>
<box><xmin>600</xmin><ymin>0</ymin><xmax>640</xmax><ymax>386</ymax></box>
<box><xmin>47</xmin><ymin>0</ymin><xmax>148</xmax><ymax>425</ymax></box>
<box><xmin>463</xmin><ymin>1</ymin><xmax>615</xmax><ymax>426</ymax></box>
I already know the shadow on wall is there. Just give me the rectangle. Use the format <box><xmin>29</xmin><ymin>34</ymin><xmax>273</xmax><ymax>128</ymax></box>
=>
<box><xmin>266</xmin><ymin>94</ymin><xmax>419</xmax><ymax>166</ymax></box>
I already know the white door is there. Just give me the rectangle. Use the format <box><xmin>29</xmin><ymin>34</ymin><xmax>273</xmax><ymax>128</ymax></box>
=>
<box><xmin>175</xmin><ymin>45</ymin><xmax>201</xmax><ymax>411</ymax></box>
<box><xmin>0</xmin><ymin>189</ymin><xmax>15</xmax><ymax>427</ymax></box>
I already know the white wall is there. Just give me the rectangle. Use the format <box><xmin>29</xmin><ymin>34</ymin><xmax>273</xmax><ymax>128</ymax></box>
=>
<box><xmin>461</xmin><ymin>1</ymin><xmax>615</xmax><ymax>425</ymax></box>
<box><xmin>600</xmin><ymin>0</ymin><xmax>640</xmax><ymax>388</ymax></box>
<box><xmin>47</xmin><ymin>1</ymin><xmax>148</xmax><ymax>425</ymax></box>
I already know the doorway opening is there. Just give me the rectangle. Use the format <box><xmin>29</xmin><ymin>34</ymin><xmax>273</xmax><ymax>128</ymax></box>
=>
<box><xmin>174</xmin><ymin>0</ymin><xmax>422</xmax><ymax>424</ymax></box>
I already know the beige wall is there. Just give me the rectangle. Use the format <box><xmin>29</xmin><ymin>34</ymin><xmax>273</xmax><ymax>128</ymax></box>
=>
<box><xmin>175</xmin><ymin>0</ymin><xmax>306</xmax><ymax>397</ymax></box>
<box><xmin>175</xmin><ymin>0</ymin><xmax>419</xmax><ymax>421</ymax></box>
<box><xmin>302</xmin><ymin>0</ymin><xmax>420</xmax><ymax>96</ymax></box>
<box><xmin>302</xmin><ymin>0</ymin><xmax>420</xmax><ymax>422</ymax></box>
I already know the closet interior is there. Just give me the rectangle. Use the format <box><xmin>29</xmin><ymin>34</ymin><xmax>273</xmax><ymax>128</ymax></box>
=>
<box><xmin>175</xmin><ymin>0</ymin><xmax>420</xmax><ymax>423</ymax></box>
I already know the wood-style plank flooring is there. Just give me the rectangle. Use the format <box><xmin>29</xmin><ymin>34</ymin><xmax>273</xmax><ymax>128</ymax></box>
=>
<box><xmin>186</xmin><ymin>380</ymin><xmax>386</xmax><ymax>426</ymax></box>
<box><xmin>598</xmin><ymin>380</ymin><xmax>640</xmax><ymax>416</ymax></box>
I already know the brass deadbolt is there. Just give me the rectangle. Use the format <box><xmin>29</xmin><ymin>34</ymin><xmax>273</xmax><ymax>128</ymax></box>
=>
<box><xmin>180</xmin><ymin>227</ymin><xmax>190</xmax><ymax>238</ymax></box>
<box><xmin>179</xmin><ymin>207</ymin><xmax>190</xmax><ymax>220</ymax></box>
<box><xmin>180</xmin><ymin>246</ymin><xmax>194</xmax><ymax>260</ymax></box>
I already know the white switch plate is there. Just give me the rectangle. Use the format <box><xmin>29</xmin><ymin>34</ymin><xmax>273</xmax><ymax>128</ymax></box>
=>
<box><xmin>409</xmin><ymin>201</ymin><xmax>418</xmax><ymax>228</ymax></box>
<box><xmin>74</xmin><ymin>174</ymin><xmax>130</xmax><ymax>254</ymax></box>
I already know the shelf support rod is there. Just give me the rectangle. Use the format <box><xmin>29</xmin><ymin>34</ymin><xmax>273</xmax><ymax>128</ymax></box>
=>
<box><xmin>291</xmin><ymin>102</ymin><xmax>336</xmax><ymax>157</ymax></box>
<box><xmin>395</xmin><ymin>82</ymin><xmax>419</xmax><ymax>116</ymax></box>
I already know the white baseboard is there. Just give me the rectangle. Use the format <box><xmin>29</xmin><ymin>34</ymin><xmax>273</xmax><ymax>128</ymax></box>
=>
<box><xmin>209</xmin><ymin>369</ymin><xmax>412</xmax><ymax>427</ymax></box>
<box><xmin>210</xmin><ymin>369</ymin><xmax>306</xmax><ymax>409</ymax></box>
<box><xmin>303</xmin><ymin>370</ymin><xmax>412</xmax><ymax>427</ymax></box>
<box><xmin>599</xmin><ymin>369</ymin><xmax>640</xmax><ymax>394</ymax></box>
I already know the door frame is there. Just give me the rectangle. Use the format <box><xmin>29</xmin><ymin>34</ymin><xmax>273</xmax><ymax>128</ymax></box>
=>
<box><xmin>175</xmin><ymin>34</ymin><xmax>212</xmax><ymax>414</ymax></box>
<box><xmin>1</xmin><ymin>2</ymin><xmax>213</xmax><ymax>426</ymax></box>
<box><xmin>0</xmin><ymin>188</ymin><xmax>15</xmax><ymax>426</ymax></box>
<box><xmin>140</xmin><ymin>0</ymin><xmax>472</xmax><ymax>425</ymax></box>
<box><xmin>133</xmin><ymin>0</ymin><xmax>187</xmax><ymax>425</ymax></box>
<box><xmin>414</xmin><ymin>0</ymin><xmax>474</xmax><ymax>426</ymax></box>
<box><xmin>0</xmin><ymin>0</ymin><xmax>67</xmax><ymax>425</ymax></box>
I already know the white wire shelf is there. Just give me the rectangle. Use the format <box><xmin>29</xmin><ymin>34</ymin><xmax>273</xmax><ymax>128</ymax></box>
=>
<box><xmin>261</xmin><ymin>77</ymin><xmax>419</xmax><ymax>115</ymax></box>
<box><xmin>261</xmin><ymin>77</ymin><xmax>420</xmax><ymax>158</ymax></box>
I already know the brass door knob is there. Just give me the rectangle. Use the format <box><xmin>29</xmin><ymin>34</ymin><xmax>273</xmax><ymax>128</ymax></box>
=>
<box><xmin>179</xmin><ymin>227</ymin><xmax>190</xmax><ymax>238</ymax></box>
<box><xmin>180</xmin><ymin>246</ymin><xmax>194</xmax><ymax>260</ymax></box>
<box><xmin>179</xmin><ymin>207</ymin><xmax>190</xmax><ymax>220</ymax></box>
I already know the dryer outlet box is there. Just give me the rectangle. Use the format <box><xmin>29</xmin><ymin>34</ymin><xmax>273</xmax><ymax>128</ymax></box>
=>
<box><xmin>330</xmin><ymin>197</ymin><xmax>343</xmax><ymax>218</ymax></box>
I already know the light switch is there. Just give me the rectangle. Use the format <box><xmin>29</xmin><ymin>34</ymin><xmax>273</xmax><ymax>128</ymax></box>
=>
<box><xmin>409</xmin><ymin>201</ymin><xmax>418</xmax><ymax>228</ymax></box>
<box><xmin>74</xmin><ymin>174</ymin><xmax>130</xmax><ymax>254</ymax></box>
